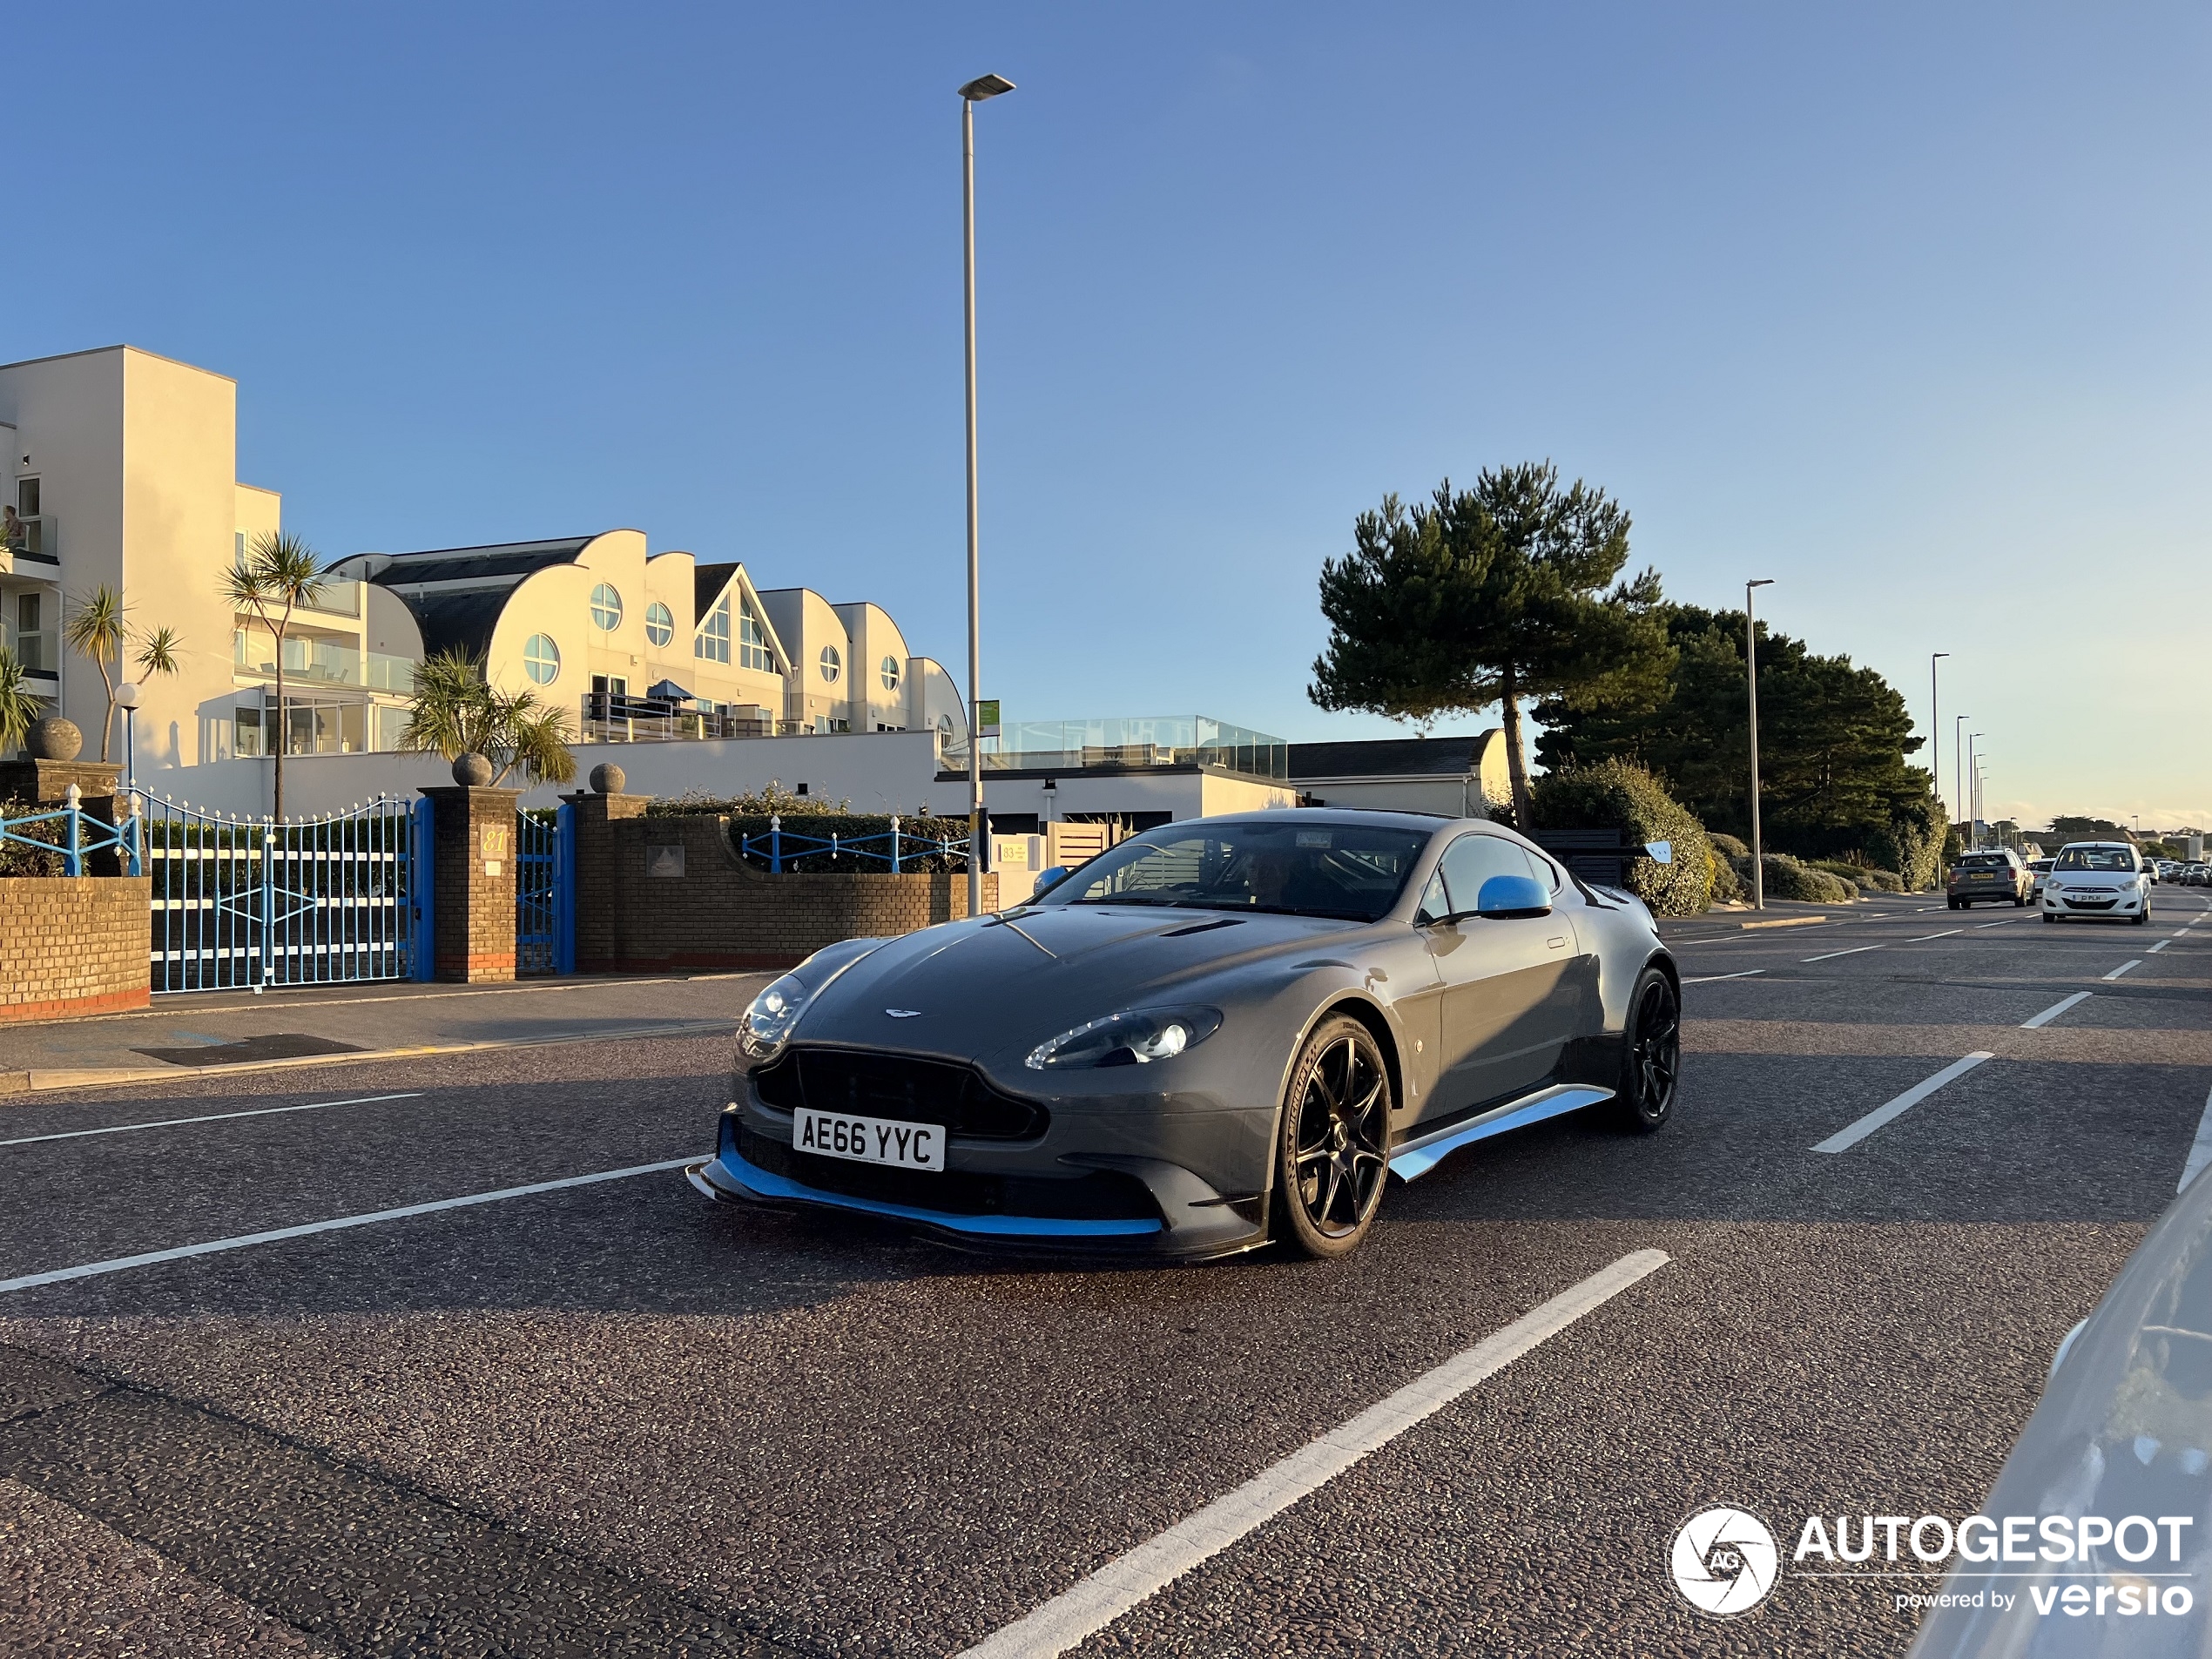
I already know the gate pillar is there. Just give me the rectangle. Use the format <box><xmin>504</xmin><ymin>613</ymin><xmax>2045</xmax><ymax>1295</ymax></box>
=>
<box><xmin>420</xmin><ymin>784</ymin><xmax>522</xmax><ymax>982</ymax></box>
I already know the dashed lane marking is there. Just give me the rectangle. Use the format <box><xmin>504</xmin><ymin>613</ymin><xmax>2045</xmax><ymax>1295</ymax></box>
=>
<box><xmin>2150</xmin><ymin>941</ymin><xmax>2171</xmax><ymax>954</ymax></box>
<box><xmin>2020</xmin><ymin>993</ymin><xmax>2092</xmax><ymax>1029</ymax></box>
<box><xmin>1683</xmin><ymin>969</ymin><xmax>1767</xmax><ymax>984</ymax></box>
<box><xmin>1804</xmin><ymin>945</ymin><xmax>1885</xmax><ymax>963</ymax></box>
<box><xmin>1907</xmin><ymin>929</ymin><xmax>1966</xmax><ymax>941</ymax></box>
<box><xmin>2104</xmin><ymin>961</ymin><xmax>2144</xmax><ymax>980</ymax></box>
<box><xmin>0</xmin><ymin>1093</ymin><xmax>425</xmax><ymax>1149</ymax></box>
<box><xmin>1811</xmin><ymin>1053</ymin><xmax>1996</xmax><ymax>1154</ymax></box>
<box><xmin>0</xmin><ymin>1157</ymin><xmax>696</xmax><ymax>1294</ymax></box>
<box><xmin>953</xmin><ymin>1249</ymin><xmax>1673</xmax><ymax>1659</ymax></box>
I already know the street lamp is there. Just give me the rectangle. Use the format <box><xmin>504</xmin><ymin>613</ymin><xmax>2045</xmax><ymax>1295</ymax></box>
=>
<box><xmin>1969</xmin><ymin>732</ymin><xmax>1984</xmax><ymax>847</ymax></box>
<box><xmin>960</xmin><ymin>70</ymin><xmax>1015</xmax><ymax>919</ymax></box>
<box><xmin>1745</xmin><ymin>580</ymin><xmax>1775</xmax><ymax>910</ymax></box>
<box><xmin>1930</xmin><ymin>653</ymin><xmax>1949</xmax><ymax>826</ymax></box>
<box><xmin>1953</xmin><ymin>715</ymin><xmax>1970</xmax><ymax>846</ymax></box>
<box><xmin>115</xmin><ymin>681</ymin><xmax>140</xmax><ymax>792</ymax></box>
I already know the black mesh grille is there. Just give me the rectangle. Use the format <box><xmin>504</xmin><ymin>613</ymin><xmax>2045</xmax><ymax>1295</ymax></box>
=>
<box><xmin>751</xmin><ymin>1048</ymin><xmax>1048</xmax><ymax>1140</ymax></box>
<box><xmin>738</xmin><ymin>1123</ymin><xmax>1156</xmax><ymax>1221</ymax></box>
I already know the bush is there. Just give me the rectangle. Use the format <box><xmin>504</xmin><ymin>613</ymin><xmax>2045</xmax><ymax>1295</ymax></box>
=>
<box><xmin>1530</xmin><ymin>759</ymin><xmax>1715</xmax><ymax>917</ymax></box>
<box><xmin>1708</xmin><ymin>854</ymin><xmax>1745</xmax><ymax>906</ymax></box>
<box><xmin>644</xmin><ymin>787</ymin><xmax>969</xmax><ymax>873</ymax></box>
<box><xmin>1756</xmin><ymin>853</ymin><xmax>1857</xmax><ymax>904</ymax></box>
<box><xmin>0</xmin><ymin>799</ymin><xmax>63</xmax><ymax>877</ymax></box>
<box><xmin>1811</xmin><ymin>858</ymin><xmax>1903</xmax><ymax>894</ymax></box>
<box><xmin>1710</xmin><ymin>833</ymin><xmax>1750</xmax><ymax>861</ymax></box>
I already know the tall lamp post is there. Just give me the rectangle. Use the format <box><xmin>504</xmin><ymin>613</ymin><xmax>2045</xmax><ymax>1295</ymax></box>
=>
<box><xmin>115</xmin><ymin>681</ymin><xmax>140</xmax><ymax>793</ymax></box>
<box><xmin>1746</xmin><ymin>579</ymin><xmax>1775</xmax><ymax>909</ymax></box>
<box><xmin>959</xmin><ymin>71</ymin><xmax>1015</xmax><ymax>918</ymax></box>
<box><xmin>1968</xmin><ymin>732</ymin><xmax>1984</xmax><ymax>847</ymax></box>
<box><xmin>1953</xmin><ymin>715</ymin><xmax>1970</xmax><ymax>847</ymax></box>
<box><xmin>1930</xmin><ymin>653</ymin><xmax>1949</xmax><ymax>826</ymax></box>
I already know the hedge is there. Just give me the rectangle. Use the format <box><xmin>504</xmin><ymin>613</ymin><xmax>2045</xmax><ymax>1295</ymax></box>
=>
<box><xmin>1529</xmin><ymin>759</ymin><xmax>1715</xmax><ymax>917</ymax></box>
<box><xmin>643</xmin><ymin>787</ymin><xmax>969</xmax><ymax>874</ymax></box>
<box><xmin>1755</xmin><ymin>853</ymin><xmax>1858</xmax><ymax>904</ymax></box>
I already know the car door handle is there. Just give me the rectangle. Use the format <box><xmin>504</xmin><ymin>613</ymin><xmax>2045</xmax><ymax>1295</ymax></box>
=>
<box><xmin>1548</xmin><ymin>935</ymin><xmax>1568</xmax><ymax>949</ymax></box>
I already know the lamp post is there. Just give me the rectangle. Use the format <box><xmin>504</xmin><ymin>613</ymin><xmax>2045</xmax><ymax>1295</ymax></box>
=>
<box><xmin>1930</xmin><ymin>653</ymin><xmax>1949</xmax><ymax>825</ymax></box>
<box><xmin>960</xmin><ymin>70</ymin><xmax>1015</xmax><ymax>919</ymax></box>
<box><xmin>1745</xmin><ymin>579</ymin><xmax>1775</xmax><ymax>910</ymax></box>
<box><xmin>115</xmin><ymin>681</ymin><xmax>140</xmax><ymax>793</ymax></box>
<box><xmin>1953</xmin><ymin>715</ymin><xmax>1970</xmax><ymax>847</ymax></box>
<box><xmin>1969</xmin><ymin>733</ymin><xmax>1984</xmax><ymax>847</ymax></box>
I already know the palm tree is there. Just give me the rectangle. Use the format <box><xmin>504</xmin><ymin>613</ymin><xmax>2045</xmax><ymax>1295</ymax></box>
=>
<box><xmin>0</xmin><ymin>647</ymin><xmax>39</xmax><ymax>759</ymax></box>
<box><xmin>63</xmin><ymin>587</ymin><xmax>185</xmax><ymax>765</ymax></box>
<box><xmin>224</xmin><ymin>532</ymin><xmax>327</xmax><ymax>823</ymax></box>
<box><xmin>398</xmin><ymin>648</ymin><xmax>577</xmax><ymax>786</ymax></box>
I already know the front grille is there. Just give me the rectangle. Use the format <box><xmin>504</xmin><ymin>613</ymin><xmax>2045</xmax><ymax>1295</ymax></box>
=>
<box><xmin>751</xmin><ymin>1048</ymin><xmax>1049</xmax><ymax>1140</ymax></box>
<box><xmin>738</xmin><ymin>1123</ymin><xmax>1157</xmax><ymax>1221</ymax></box>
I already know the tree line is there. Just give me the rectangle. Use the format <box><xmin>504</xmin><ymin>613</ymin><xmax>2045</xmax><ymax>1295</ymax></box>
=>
<box><xmin>1310</xmin><ymin>462</ymin><xmax>1946</xmax><ymax>880</ymax></box>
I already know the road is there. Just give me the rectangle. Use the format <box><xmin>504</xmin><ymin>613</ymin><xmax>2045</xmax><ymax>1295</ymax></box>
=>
<box><xmin>3</xmin><ymin>889</ymin><xmax>2209</xmax><ymax>1656</ymax></box>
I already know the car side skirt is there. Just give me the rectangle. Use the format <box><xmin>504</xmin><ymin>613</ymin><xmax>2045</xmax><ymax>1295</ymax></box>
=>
<box><xmin>1388</xmin><ymin>1083</ymin><xmax>1617</xmax><ymax>1182</ymax></box>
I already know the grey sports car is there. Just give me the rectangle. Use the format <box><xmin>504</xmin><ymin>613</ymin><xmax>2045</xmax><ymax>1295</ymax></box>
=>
<box><xmin>686</xmin><ymin>810</ymin><xmax>1681</xmax><ymax>1260</ymax></box>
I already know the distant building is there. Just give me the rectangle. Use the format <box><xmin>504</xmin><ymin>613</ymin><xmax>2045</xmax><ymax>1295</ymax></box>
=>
<box><xmin>1288</xmin><ymin>731</ymin><xmax>1514</xmax><ymax>819</ymax></box>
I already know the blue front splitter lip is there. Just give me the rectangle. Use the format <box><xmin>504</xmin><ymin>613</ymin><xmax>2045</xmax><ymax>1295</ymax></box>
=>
<box><xmin>689</xmin><ymin>1149</ymin><xmax>1165</xmax><ymax>1238</ymax></box>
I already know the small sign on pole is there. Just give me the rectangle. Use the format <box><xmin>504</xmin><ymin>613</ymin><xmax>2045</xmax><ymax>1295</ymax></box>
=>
<box><xmin>975</xmin><ymin>698</ymin><xmax>1001</xmax><ymax>738</ymax></box>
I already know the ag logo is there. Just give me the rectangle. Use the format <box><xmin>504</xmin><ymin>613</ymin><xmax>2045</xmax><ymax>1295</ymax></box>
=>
<box><xmin>1670</xmin><ymin>1506</ymin><xmax>1779</xmax><ymax>1616</ymax></box>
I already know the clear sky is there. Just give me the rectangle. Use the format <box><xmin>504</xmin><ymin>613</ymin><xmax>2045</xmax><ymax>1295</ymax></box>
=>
<box><xmin>8</xmin><ymin>4</ymin><xmax>2206</xmax><ymax>830</ymax></box>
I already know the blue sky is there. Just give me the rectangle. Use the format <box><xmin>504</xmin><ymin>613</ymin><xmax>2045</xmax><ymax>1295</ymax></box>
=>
<box><xmin>9</xmin><ymin>3</ymin><xmax>2208</xmax><ymax>827</ymax></box>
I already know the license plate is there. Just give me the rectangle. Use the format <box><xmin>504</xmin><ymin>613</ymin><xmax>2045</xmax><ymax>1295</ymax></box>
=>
<box><xmin>793</xmin><ymin>1106</ymin><xmax>945</xmax><ymax>1172</ymax></box>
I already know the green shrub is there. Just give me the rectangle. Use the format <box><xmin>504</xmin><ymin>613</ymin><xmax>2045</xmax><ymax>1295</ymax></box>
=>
<box><xmin>1710</xmin><ymin>832</ymin><xmax>1750</xmax><ymax>861</ymax></box>
<box><xmin>1757</xmin><ymin>853</ymin><xmax>1856</xmax><ymax>903</ymax></box>
<box><xmin>0</xmin><ymin>799</ymin><xmax>63</xmax><ymax>877</ymax></box>
<box><xmin>1530</xmin><ymin>759</ymin><xmax>1715</xmax><ymax>917</ymax></box>
<box><xmin>1708</xmin><ymin>853</ymin><xmax>1745</xmax><ymax>906</ymax></box>
<box><xmin>1811</xmin><ymin>858</ymin><xmax>1903</xmax><ymax>894</ymax></box>
<box><xmin>644</xmin><ymin>788</ymin><xmax>969</xmax><ymax>873</ymax></box>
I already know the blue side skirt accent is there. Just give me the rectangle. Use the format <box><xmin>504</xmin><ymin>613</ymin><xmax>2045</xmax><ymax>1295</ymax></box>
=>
<box><xmin>703</xmin><ymin>1150</ymin><xmax>1164</xmax><ymax>1238</ymax></box>
<box><xmin>1388</xmin><ymin>1084</ymin><xmax>1616</xmax><ymax>1181</ymax></box>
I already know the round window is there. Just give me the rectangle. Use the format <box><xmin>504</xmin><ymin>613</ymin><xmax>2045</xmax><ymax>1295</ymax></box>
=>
<box><xmin>880</xmin><ymin>655</ymin><xmax>901</xmax><ymax>692</ymax></box>
<box><xmin>523</xmin><ymin>633</ymin><xmax>561</xmax><ymax>685</ymax></box>
<box><xmin>644</xmin><ymin>602</ymin><xmax>673</xmax><ymax>647</ymax></box>
<box><xmin>819</xmin><ymin>645</ymin><xmax>842</xmax><ymax>684</ymax></box>
<box><xmin>590</xmin><ymin>583</ymin><xmax>624</xmax><ymax>631</ymax></box>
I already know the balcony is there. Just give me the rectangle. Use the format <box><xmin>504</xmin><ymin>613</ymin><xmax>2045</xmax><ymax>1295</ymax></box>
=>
<box><xmin>582</xmin><ymin>693</ymin><xmax>776</xmax><ymax>744</ymax></box>
<box><xmin>977</xmin><ymin>717</ymin><xmax>1287</xmax><ymax>781</ymax></box>
<box><xmin>0</xmin><ymin>514</ymin><xmax>59</xmax><ymax>570</ymax></box>
<box><xmin>1</xmin><ymin>626</ymin><xmax>55</xmax><ymax>676</ymax></box>
<box><xmin>233</xmin><ymin>631</ymin><xmax>416</xmax><ymax>693</ymax></box>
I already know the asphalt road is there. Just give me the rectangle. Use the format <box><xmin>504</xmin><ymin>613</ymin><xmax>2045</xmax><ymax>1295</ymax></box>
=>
<box><xmin>3</xmin><ymin>887</ymin><xmax>2209</xmax><ymax>1656</ymax></box>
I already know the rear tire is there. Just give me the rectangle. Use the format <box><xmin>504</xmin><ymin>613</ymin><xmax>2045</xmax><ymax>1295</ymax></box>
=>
<box><xmin>1615</xmin><ymin>967</ymin><xmax>1681</xmax><ymax>1133</ymax></box>
<box><xmin>1272</xmin><ymin>1015</ymin><xmax>1392</xmax><ymax>1259</ymax></box>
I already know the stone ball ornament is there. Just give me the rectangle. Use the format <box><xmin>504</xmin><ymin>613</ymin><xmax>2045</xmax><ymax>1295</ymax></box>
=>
<box><xmin>451</xmin><ymin>752</ymin><xmax>495</xmax><ymax>787</ymax></box>
<box><xmin>27</xmin><ymin>716</ymin><xmax>83</xmax><ymax>761</ymax></box>
<box><xmin>590</xmin><ymin>762</ymin><xmax>626</xmax><ymax>795</ymax></box>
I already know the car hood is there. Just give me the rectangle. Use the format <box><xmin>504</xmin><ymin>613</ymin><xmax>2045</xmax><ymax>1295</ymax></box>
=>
<box><xmin>792</xmin><ymin>905</ymin><xmax>1374</xmax><ymax>1068</ymax></box>
<box><xmin>2052</xmin><ymin>872</ymin><xmax>2137</xmax><ymax>887</ymax></box>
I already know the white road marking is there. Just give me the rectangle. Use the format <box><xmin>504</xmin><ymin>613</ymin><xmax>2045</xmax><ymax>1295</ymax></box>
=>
<box><xmin>2150</xmin><ymin>940</ymin><xmax>2170</xmax><ymax>954</ymax></box>
<box><xmin>0</xmin><ymin>1157</ymin><xmax>695</xmax><ymax>1295</ymax></box>
<box><xmin>0</xmin><ymin>1093</ymin><xmax>425</xmax><ymax>1149</ymax></box>
<box><xmin>1683</xmin><ymin>969</ymin><xmax>1767</xmax><ymax>984</ymax></box>
<box><xmin>1811</xmin><ymin>1054</ymin><xmax>1996</xmax><ymax>1154</ymax></box>
<box><xmin>953</xmin><ymin>1248</ymin><xmax>1670</xmax><ymax>1659</ymax></box>
<box><xmin>2020</xmin><ymin>993</ymin><xmax>2092</xmax><ymax>1029</ymax></box>
<box><xmin>2104</xmin><ymin>961</ymin><xmax>2143</xmax><ymax>980</ymax></box>
<box><xmin>1907</xmin><ymin>929</ymin><xmax>1966</xmax><ymax>941</ymax></box>
<box><xmin>2182</xmin><ymin>1087</ymin><xmax>2212</xmax><ymax>1191</ymax></box>
<box><xmin>1974</xmin><ymin>919</ymin><xmax>2020</xmax><ymax>928</ymax></box>
<box><xmin>1803</xmin><ymin>945</ymin><xmax>1884</xmax><ymax>962</ymax></box>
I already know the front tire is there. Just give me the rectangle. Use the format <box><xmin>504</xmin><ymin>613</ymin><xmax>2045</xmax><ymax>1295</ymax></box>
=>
<box><xmin>1272</xmin><ymin>1015</ymin><xmax>1393</xmax><ymax>1259</ymax></box>
<box><xmin>1615</xmin><ymin>967</ymin><xmax>1681</xmax><ymax>1132</ymax></box>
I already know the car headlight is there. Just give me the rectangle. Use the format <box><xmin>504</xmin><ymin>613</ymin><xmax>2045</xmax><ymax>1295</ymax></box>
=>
<box><xmin>1025</xmin><ymin>1007</ymin><xmax>1224</xmax><ymax>1070</ymax></box>
<box><xmin>738</xmin><ymin>973</ymin><xmax>812</xmax><ymax>1062</ymax></box>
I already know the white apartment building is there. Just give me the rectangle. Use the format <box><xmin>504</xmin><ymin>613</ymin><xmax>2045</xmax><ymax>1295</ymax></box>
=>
<box><xmin>0</xmin><ymin>345</ymin><xmax>963</xmax><ymax>789</ymax></box>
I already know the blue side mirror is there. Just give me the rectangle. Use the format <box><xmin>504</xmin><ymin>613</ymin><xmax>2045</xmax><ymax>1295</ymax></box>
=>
<box><xmin>1474</xmin><ymin>873</ymin><xmax>1551</xmax><ymax>920</ymax></box>
<box><xmin>1033</xmin><ymin>867</ymin><xmax>1071</xmax><ymax>896</ymax></box>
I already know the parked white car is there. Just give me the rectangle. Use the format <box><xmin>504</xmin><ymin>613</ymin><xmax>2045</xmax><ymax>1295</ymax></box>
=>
<box><xmin>2040</xmin><ymin>842</ymin><xmax>2150</xmax><ymax>925</ymax></box>
<box><xmin>2025</xmin><ymin>856</ymin><xmax>2054</xmax><ymax>900</ymax></box>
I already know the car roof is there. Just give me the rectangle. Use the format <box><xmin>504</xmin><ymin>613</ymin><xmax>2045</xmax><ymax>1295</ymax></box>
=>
<box><xmin>1173</xmin><ymin>808</ymin><xmax>1459</xmax><ymax>833</ymax></box>
<box><xmin>2058</xmin><ymin>840</ymin><xmax>2135</xmax><ymax>850</ymax></box>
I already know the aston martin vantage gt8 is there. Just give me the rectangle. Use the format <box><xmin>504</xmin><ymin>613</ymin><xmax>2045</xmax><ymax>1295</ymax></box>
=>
<box><xmin>687</xmin><ymin>811</ymin><xmax>1681</xmax><ymax>1260</ymax></box>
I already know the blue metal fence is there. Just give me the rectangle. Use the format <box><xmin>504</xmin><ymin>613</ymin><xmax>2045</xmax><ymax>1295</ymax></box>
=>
<box><xmin>0</xmin><ymin>788</ymin><xmax>143</xmax><ymax>876</ymax></box>
<box><xmin>738</xmin><ymin>813</ymin><xmax>971</xmax><ymax>873</ymax></box>
<box><xmin>137</xmin><ymin>793</ymin><xmax>419</xmax><ymax>993</ymax></box>
<box><xmin>516</xmin><ymin>805</ymin><xmax>574</xmax><ymax>974</ymax></box>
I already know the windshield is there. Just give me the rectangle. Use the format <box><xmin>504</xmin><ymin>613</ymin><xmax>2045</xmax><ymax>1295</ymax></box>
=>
<box><xmin>1956</xmin><ymin>854</ymin><xmax>2011</xmax><ymax>869</ymax></box>
<box><xmin>2054</xmin><ymin>846</ymin><xmax>2137</xmax><ymax>873</ymax></box>
<box><xmin>1036</xmin><ymin>819</ymin><xmax>1433</xmax><ymax>921</ymax></box>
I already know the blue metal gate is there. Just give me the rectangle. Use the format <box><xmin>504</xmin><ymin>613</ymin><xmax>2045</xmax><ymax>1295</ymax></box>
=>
<box><xmin>139</xmin><ymin>793</ymin><xmax>419</xmax><ymax>993</ymax></box>
<box><xmin>516</xmin><ymin>804</ymin><xmax>573</xmax><ymax>975</ymax></box>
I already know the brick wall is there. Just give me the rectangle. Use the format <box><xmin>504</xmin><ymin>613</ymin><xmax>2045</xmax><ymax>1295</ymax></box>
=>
<box><xmin>571</xmin><ymin>799</ymin><xmax>997</xmax><ymax>972</ymax></box>
<box><xmin>0</xmin><ymin>877</ymin><xmax>152</xmax><ymax>1022</ymax></box>
<box><xmin>421</xmin><ymin>786</ymin><xmax>520</xmax><ymax>982</ymax></box>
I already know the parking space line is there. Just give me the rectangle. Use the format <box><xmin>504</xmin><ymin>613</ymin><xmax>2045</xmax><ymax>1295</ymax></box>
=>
<box><xmin>2020</xmin><ymin>993</ymin><xmax>2092</xmax><ymax>1029</ymax></box>
<box><xmin>1811</xmin><ymin>1053</ymin><xmax>1995</xmax><ymax>1154</ymax></box>
<box><xmin>1804</xmin><ymin>945</ymin><xmax>1883</xmax><ymax>962</ymax></box>
<box><xmin>2182</xmin><ymin>1087</ymin><xmax>2212</xmax><ymax>1191</ymax></box>
<box><xmin>2150</xmin><ymin>940</ymin><xmax>2170</xmax><ymax>954</ymax></box>
<box><xmin>1907</xmin><ymin>929</ymin><xmax>1966</xmax><ymax>941</ymax></box>
<box><xmin>0</xmin><ymin>1157</ymin><xmax>695</xmax><ymax>1295</ymax></box>
<box><xmin>0</xmin><ymin>1093</ymin><xmax>425</xmax><ymax>1149</ymax></box>
<box><xmin>2104</xmin><ymin>961</ymin><xmax>2143</xmax><ymax>980</ymax></box>
<box><xmin>1683</xmin><ymin>969</ymin><xmax>1766</xmax><ymax>984</ymax></box>
<box><xmin>954</xmin><ymin>1248</ymin><xmax>1671</xmax><ymax>1659</ymax></box>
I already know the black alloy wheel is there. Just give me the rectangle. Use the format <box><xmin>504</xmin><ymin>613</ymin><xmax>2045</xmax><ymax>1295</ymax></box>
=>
<box><xmin>1274</xmin><ymin>1015</ymin><xmax>1392</xmax><ymax>1259</ymax></box>
<box><xmin>1616</xmin><ymin>967</ymin><xmax>1681</xmax><ymax>1132</ymax></box>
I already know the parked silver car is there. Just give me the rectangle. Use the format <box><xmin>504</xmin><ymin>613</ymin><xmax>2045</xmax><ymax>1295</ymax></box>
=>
<box><xmin>690</xmin><ymin>811</ymin><xmax>1681</xmax><ymax>1260</ymax></box>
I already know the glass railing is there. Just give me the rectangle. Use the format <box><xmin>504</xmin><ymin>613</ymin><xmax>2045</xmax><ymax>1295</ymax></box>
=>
<box><xmin>233</xmin><ymin>632</ymin><xmax>415</xmax><ymax>693</ymax></box>
<box><xmin>2</xmin><ymin>514</ymin><xmax>57</xmax><ymax>562</ymax></box>
<box><xmin>979</xmin><ymin>716</ymin><xmax>1287</xmax><ymax>780</ymax></box>
<box><xmin>1</xmin><ymin>627</ymin><xmax>53</xmax><ymax>673</ymax></box>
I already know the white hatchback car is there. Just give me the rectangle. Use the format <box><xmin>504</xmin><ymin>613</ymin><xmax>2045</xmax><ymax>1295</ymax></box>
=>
<box><xmin>2040</xmin><ymin>841</ymin><xmax>2150</xmax><ymax>925</ymax></box>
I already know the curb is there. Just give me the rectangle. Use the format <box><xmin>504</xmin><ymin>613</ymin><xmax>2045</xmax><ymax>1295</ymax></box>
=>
<box><xmin>0</xmin><ymin>1020</ymin><xmax>735</xmax><ymax>1101</ymax></box>
<box><xmin>1737</xmin><ymin>914</ymin><xmax>1831</xmax><ymax>930</ymax></box>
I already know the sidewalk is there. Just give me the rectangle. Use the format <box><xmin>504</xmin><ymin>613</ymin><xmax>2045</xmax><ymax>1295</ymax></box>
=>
<box><xmin>0</xmin><ymin>972</ymin><xmax>765</xmax><ymax>1096</ymax></box>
